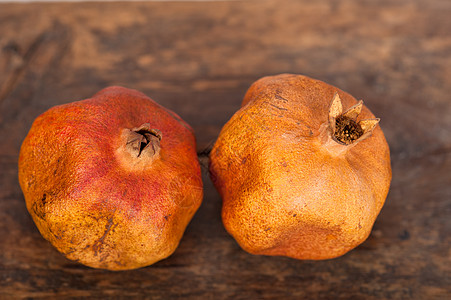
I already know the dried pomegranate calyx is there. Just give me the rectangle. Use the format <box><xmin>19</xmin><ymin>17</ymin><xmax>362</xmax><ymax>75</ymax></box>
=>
<box><xmin>125</xmin><ymin>123</ymin><xmax>162</xmax><ymax>158</ymax></box>
<box><xmin>328</xmin><ymin>93</ymin><xmax>379</xmax><ymax>145</ymax></box>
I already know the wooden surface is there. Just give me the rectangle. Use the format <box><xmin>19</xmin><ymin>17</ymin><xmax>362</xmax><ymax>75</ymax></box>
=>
<box><xmin>1</xmin><ymin>0</ymin><xmax>450</xmax><ymax>299</ymax></box>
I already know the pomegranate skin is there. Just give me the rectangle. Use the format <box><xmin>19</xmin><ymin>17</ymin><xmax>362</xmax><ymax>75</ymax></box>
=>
<box><xmin>210</xmin><ymin>74</ymin><xmax>391</xmax><ymax>260</ymax></box>
<box><xmin>18</xmin><ymin>86</ymin><xmax>203</xmax><ymax>270</ymax></box>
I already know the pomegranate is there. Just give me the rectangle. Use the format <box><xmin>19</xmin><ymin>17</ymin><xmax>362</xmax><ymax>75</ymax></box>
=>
<box><xmin>210</xmin><ymin>74</ymin><xmax>391</xmax><ymax>260</ymax></box>
<box><xmin>18</xmin><ymin>86</ymin><xmax>203</xmax><ymax>270</ymax></box>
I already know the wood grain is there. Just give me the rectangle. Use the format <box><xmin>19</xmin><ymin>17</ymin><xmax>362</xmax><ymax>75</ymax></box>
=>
<box><xmin>1</xmin><ymin>0</ymin><xmax>450</xmax><ymax>298</ymax></box>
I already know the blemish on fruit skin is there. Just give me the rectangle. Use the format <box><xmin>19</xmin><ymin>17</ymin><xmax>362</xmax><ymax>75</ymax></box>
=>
<box><xmin>275</xmin><ymin>94</ymin><xmax>289</xmax><ymax>102</ymax></box>
<box><xmin>48</xmin><ymin>226</ymin><xmax>62</xmax><ymax>241</ymax></box>
<box><xmin>41</xmin><ymin>193</ymin><xmax>47</xmax><ymax>204</ymax></box>
<box><xmin>32</xmin><ymin>193</ymin><xmax>48</xmax><ymax>220</ymax></box>
<box><xmin>269</xmin><ymin>103</ymin><xmax>288</xmax><ymax>111</ymax></box>
<box><xmin>92</xmin><ymin>217</ymin><xmax>116</xmax><ymax>257</ymax></box>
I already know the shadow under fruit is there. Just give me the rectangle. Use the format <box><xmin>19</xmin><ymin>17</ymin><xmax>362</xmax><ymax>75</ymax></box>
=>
<box><xmin>18</xmin><ymin>86</ymin><xmax>203</xmax><ymax>270</ymax></box>
<box><xmin>209</xmin><ymin>74</ymin><xmax>392</xmax><ymax>260</ymax></box>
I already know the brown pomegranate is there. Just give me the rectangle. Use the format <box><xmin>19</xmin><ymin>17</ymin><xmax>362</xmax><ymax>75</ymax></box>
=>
<box><xmin>18</xmin><ymin>86</ymin><xmax>203</xmax><ymax>270</ymax></box>
<box><xmin>210</xmin><ymin>74</ymin><xmax>391</xmax><ymax>260</ymax></box>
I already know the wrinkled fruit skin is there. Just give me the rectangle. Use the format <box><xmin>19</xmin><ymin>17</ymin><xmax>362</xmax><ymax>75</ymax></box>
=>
<box><xmin>18</xmin><ymin>86</ymin><xmax>203</xmax><ymax>270</ymax></box>
<box><xmin>210</xmin><ymin>74</ymin><xmax>391</xmax><ymax>260</ymax></box>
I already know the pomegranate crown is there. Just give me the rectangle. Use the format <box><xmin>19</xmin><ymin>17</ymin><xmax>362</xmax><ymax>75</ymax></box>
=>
<box><xmin>328</xmin><ymin>93</ymin><xmax>379</xmax><ymax>145</ymax></box>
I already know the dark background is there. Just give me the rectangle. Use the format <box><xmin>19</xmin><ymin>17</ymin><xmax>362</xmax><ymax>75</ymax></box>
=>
<box><xmin>0</xmin><ymin>0</ymin><xmax>450</xmax><ymax>298</ymax></box>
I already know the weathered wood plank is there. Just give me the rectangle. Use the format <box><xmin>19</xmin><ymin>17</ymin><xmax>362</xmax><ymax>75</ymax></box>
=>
<box><xmin>0</xmin><ymin>0</ymin><xmax>450</xmax><ymax>298</ymax></box>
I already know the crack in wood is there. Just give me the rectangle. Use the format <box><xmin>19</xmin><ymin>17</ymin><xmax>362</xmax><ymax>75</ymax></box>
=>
<box><xmin>0</xmin><ymin>33</ymin><xmax>46</xmax><ymax>104</ymax></box>
<box><xmin>0</xmin><ymin>22</ymin><xmax>72</xmax><ymax>111</ymax></box>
